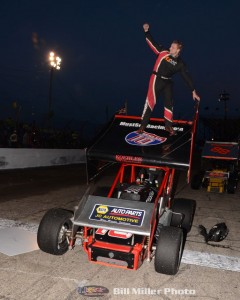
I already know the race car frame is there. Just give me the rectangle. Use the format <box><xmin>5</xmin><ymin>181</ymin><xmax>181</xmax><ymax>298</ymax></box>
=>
<box><xmin>37</xmin><ymin>103</ymin><xmax>199</xmax><ymax>275</ymax></box>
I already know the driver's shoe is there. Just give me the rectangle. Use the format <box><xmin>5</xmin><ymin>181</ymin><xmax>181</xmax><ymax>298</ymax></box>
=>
<box><xmin>165</xmin><ymin>125</ymin><xmax>176</xmax><ymax>136</ymax></box>
<box><xmin>137</xmin><ymin>125</ymin><xmax>145</xmax><ymax>133</ymax></box>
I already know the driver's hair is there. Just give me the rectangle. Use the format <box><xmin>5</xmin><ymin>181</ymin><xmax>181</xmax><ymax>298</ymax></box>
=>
<box><xmin>172</xmin><ymin>40</ymin><xmax>183</xmax><ymax>51</ymax></box>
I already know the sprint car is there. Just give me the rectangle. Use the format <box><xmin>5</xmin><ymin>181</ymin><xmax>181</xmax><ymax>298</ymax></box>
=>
<box><xmin>37</xmin><ymin>104</ymin><xmax>199</xmax><ymax>275</ymax></box>
<box><xmin>191</xmin><ymin>141</ymin><xmax>240</xmax><ymax>193</ymax></box>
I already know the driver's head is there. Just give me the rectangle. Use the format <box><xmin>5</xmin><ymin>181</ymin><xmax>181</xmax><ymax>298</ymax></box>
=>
<box><xmin>169</xmin><ymin>40</ymin><xmax>183</xmax><ymax>57</ymax></box>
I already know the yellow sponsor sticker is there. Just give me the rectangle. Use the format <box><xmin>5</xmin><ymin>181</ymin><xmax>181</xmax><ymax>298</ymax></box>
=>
<box><xmin>96</xmin><ymin>205</ymin><xmax>109</xmax><ymax>214</ymax></box>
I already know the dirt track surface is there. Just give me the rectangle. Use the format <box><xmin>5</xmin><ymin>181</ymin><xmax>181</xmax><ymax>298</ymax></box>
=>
<box><xmin>0</xmin><ymin>164</ymin><xmax>239</xmax><ymax>300</ymax></box>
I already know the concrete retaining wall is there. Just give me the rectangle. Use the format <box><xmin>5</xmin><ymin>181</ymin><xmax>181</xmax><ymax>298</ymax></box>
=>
<box><xmin>0</xmin><ymin>148</ymin><xmax>86</xmax><ymax>170</ymax></box>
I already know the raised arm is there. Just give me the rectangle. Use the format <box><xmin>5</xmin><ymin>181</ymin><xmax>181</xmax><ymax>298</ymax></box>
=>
<box><xmin>143</xmin><ymin>23</ymin><xmax>164</xmax><ymax>55</ymax></box>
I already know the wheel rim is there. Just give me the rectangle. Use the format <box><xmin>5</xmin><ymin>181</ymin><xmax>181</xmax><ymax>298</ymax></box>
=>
<box><xmin>57</xmin><ymin>222</ymin><xmax>70</xmax><ymax>249</ymax></box>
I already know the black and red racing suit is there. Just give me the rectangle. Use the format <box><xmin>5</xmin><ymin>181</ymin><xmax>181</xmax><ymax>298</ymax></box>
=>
<box><xmin>141</xmin><ymin>30</ymin><xmax>195</xmax><ymax>129</ymax></box>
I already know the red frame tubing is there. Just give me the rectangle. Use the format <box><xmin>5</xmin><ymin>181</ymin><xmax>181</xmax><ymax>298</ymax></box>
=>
<box><xmin>166</xmin><ymin>169</ymin><xmax>175</xmax><ymax>207</ymax></box>
<box><xmin>83</xmin><ymin>227</ymin><xmax>92</xmax><ymax>254</ymax></box>
<box><xmin>188</xmin><ymin>101</ymin><xmax>200</xmax><ymax>183</ymax></box>
<box><xmin>130</xmin><ymin>165</ymin><xmax>136</xmax><ymax>182</ymax></box>
<box><xmin>115</xmin><ymin>114</ymin><xmax>194</xmax><ymax>125</ymax></box>
<box><xmin>83</xmin><ymin>163</ymin><xmax>176</xmax><ymax>270</ymax></box>
<box><xmin>87</xmin><ymin>239</ymin><xmax>143</xmax><ymax>270</ymax></box>
<box><xmin>107</xmin><ymin>164</ymin><xmax>124</xmax><ymax>197</ymax></box>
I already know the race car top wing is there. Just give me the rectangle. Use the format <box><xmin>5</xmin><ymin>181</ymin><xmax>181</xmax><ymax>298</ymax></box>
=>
<box><xmin>86</xmin><ymin>115</ymin><xmax>196</xmax><ymax>181</ymax></box>
<box><xmin>202</xmin><ymin>141</ymin><xmax>239</xmax><ymax>160</ymax></box>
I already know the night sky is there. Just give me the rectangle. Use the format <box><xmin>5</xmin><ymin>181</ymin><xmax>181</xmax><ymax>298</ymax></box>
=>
<box><xmin>0</xmin><ymin>0</ymin><xmax>239</xmax><ymax>130</ymax></box>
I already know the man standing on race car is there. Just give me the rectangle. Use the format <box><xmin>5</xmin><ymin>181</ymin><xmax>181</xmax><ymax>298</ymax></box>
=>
<box><xmin>139</xmin><ymin>23</ymin><xmax>200</xmax><ymax>135</ymax></box>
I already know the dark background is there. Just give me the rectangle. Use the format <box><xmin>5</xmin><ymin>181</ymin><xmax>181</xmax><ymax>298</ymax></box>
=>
<box><xmin>0</xmin><ymin>0</ymin><xmax>239</xmax><ymax>133</ymax></box>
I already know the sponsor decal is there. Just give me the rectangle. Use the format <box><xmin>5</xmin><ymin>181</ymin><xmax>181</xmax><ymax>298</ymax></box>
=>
<box><xmin>165</xmin><ymin>55</ymin><xmax>177</xmax><ymax>66</ymax></box>
<box><xmin>119</xmin><ymin>121</ymin><xmax>184</xmax><ymax>132</ymax></box>
<box><xmin>89</xmin><ymin>204</ymin><xmax>145</xmax><ymax>227</ymax></box>
<box><xmin>210</xmin><ymin>146</ymin><xmax>231</xmax><ymax>155</ymax></box>
<box><xmin>146</xmin><ymin>190</ymin><xmax>155</xmax><ymax>202</ymax></box>
<box><xmin>96</xmin><ymin>205</ymin><xmax>109</xmax><ymax>214</ymax></box>
<box><xmin>119</xmin><ymin>121</ymin><xmax>141</xmax><ymax>128</ymax></box>
<box><xmin>115</xmin><ymin>155</ymin><xmax>143</xmax><ymax>163</ymax></box>
<box><xmin>78</xmin><ymin>285</ymin><xmax>109</xmax><ymax>297</ymax></box>
<box><xmin>125</xmin><ymin>131</ymin><xmax>167</xmax><ymax>146</ymax></box>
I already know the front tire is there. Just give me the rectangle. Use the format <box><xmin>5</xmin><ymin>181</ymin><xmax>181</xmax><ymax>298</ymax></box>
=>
<box><xmin>171</xmin><ymin>198</ymin><xmax>196</xmax><ymax>233</ymax></box>
<box><xmin>37</xmin><ymin>208</ymin><xmax>73</xmax><ymax>255</ymax></box>
<box><xmin>154</xmin><ymin>226</ymin><xmax>183</xmax><ymax>275</ymax></box>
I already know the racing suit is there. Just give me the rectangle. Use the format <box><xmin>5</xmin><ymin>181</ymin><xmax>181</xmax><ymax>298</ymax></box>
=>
<box><xmin>141</xmin><ymin>30</ymin><xmax>195</xmax><ymax>129</ymax></box>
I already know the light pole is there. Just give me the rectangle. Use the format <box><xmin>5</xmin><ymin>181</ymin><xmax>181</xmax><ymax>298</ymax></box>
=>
<box><xmin>48</xmin><ymin>51</ymin><xmax>61</xmax><ymax>121</ymax></box>
<box><xmin>218</xmin><ymin>90</ymin><xmax>229</xmax><ymax>121</ymax></box>
<box><xmin>218</xmin><ymin>90</ymin><xmax>230</xmax><ymax>140</ymax></box>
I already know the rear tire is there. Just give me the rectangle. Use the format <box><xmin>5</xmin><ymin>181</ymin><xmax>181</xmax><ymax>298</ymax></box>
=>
<box><xmin>154</xmin><ymin>226</ymin><xmax>183</xmax><ymax>275</ymax></box>
<box><xmin>171</xmin><ymin>198</ymin><xmax>196</xmax><ymax>233</ymax></box>
<box><xmin>191</xmin><ymin>173</ymin><xmax>203</xmax><ymax>190</ymax></box>
<box><xmin>37</xmin><ymin>208</ymin><xmax>73</xmax><ymax>255</ymax></box>
<box><xmin>227</xmin><ymin>175</ymin><xmax>236</xmax><ymax>194</ymax></box>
